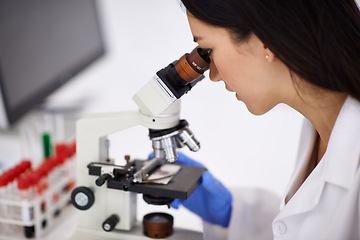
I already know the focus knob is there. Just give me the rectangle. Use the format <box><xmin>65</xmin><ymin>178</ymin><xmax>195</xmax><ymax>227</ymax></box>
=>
<box><xmin>102</xmin><ymin>214</ymin><xmax>120</xmax><ymax>232</ymax></box>
<box><xmin>95</xmin><ymin>173</ymin><xmax>112</xmax><ymax>186</ymax></box>
<box><xmin>71</xmin><ymin>186</ymin><xmax>95</xmax><ymax>210</ymax></box>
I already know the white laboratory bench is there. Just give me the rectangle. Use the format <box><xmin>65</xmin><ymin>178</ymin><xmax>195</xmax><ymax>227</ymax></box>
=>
<box><xmin>40</xmin><ymin>205</ymin><xmax>203</xmax><ymax>240</ymax></box>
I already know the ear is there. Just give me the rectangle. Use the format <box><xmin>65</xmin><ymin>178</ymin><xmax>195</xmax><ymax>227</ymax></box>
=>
<box><xmin>264</xmin><ymin>45</ymin><xmax>275</xmax><ymax>63</ymax></box>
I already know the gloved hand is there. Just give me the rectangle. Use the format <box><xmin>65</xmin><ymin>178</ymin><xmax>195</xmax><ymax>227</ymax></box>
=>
<box><xmin>172</xmin><ymin>152</ymin><xmax>233</xmax><ymax>228</ymax></box>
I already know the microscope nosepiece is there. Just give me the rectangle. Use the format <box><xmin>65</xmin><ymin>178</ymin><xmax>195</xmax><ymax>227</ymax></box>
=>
<box><xmin>150</xmin><ymin>120</ymin><xmax>200</xmax><ymax>162</ymax></box>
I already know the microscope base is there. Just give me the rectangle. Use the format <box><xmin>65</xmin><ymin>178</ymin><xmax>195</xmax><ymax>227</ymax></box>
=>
<box><xmin>71</xmin><ymin>223</ymin><xmax>202</xmax><ymax>240</ymax></box>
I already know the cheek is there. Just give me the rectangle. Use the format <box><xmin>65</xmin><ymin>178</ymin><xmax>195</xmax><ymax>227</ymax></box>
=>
<box><xmin>214</xmin><ymin>58</ymin><xmax>245</xmax><ymax>92</ymax></box>
<box><xmin>209</xmin><ymin>62</ymin><xmax>220</xmax><ymax>81</ymax></box>
<box><xmin>216</xmin><ymin>52</ymin><xmax>267</xmax><ymax>94</ymax></box>
<box><xmin>212</xmin><ymin>55</ymin><xmax>240</xmax><ymax>84</ymax></box>
<box><xmin>211</xmin><ymin>51</ymin><xmax>284</xmax><ymax>115</ymax></box>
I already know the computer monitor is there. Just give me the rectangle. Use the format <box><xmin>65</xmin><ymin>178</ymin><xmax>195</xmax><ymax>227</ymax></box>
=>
<box><xmin>0</xmin><ymin>0</ymin><xmax>105</xmax><ymax>129</ymax></box>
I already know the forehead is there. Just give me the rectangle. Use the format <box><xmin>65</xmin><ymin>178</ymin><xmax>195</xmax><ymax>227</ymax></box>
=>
<box><xmin>187</xmin><ymin>14</ymin><xmax>230</xmax><ymax>41</ymax></box>
<box><xmin>187</xmin><ymin>14</ymin><xmax>262</xmax><ymax>56</ymax></box>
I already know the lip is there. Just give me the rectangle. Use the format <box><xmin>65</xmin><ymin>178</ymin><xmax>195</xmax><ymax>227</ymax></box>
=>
<box><xmin>235</xmin><ymin>93</ymin><xmax>242</xmax><ymax>101</ymax></box>
<box><xmin>225</xmin><ymin>85</ymin><xmax>234</xmax><ymax>92</ymax></box>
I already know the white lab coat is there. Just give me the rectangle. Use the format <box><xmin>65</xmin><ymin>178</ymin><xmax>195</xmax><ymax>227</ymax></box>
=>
<box><xmin>203</xmin><ymin>96</ymin><xmax>360</xmax><ymax>240</ymax></box>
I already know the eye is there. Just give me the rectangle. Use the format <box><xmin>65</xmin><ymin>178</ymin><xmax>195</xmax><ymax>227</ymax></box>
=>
<box><xmin>205</xmin><ymin>49</ymin><xmax>213</xmax><ymax>60</ymax></box>
<box><xmin>204</xmin><ymin>48</ymin><xmax>212</xmax><ymax>56</ymax></box>
<box><xmin>198</xmin><ymin>48</ymin><xmax>212</xmax><ymax>62</ymax></box>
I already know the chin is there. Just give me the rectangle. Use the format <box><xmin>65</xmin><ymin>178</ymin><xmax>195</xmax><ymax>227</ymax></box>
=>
<box><xmin>244</xmin><ymin>103</ymin><xmax>274</xmax><ymax>116</ymax></box>
<box><xmin>248</xmin><ymin>109</ymin><xmax>267</xmax><ymax>116</ymax></box>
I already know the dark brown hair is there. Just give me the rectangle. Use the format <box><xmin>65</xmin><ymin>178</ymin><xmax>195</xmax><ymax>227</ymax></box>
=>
<box><xmin>181</xmin><ymin>0</ymin><xmax>360</xmax><ymax>101</ymax></box>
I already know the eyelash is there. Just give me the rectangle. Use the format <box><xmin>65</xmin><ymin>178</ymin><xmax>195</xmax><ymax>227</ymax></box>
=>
<box><xmin>202</xmin><ymin>48</ymin><xmax>212</xmax><ymax>58</ymax></box>
<box><xmin>197</xmin><ymin>45</ymin><xmax>212</xmax><ymax>59</ymax></box>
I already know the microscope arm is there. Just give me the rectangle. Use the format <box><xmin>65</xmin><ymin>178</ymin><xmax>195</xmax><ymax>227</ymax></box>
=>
<box><xmin>76</xmin><ymin>111</ymin><xmax>140</xmax><ymax>186</ymax></box>
<box><xmin>74</xmin><ymin>111</ymin><xmax>141</xmax><ymax>231</ymax></box>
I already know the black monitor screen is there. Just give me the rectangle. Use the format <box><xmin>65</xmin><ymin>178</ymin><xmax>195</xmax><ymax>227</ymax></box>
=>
<box><xmin>0</xmin><ymin>0</ymin><xmax>105</xmax><ymax>128</ymax></box>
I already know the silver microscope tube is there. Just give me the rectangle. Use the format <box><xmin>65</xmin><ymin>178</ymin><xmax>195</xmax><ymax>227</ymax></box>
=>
<box><xmin>177</xmin><ymin>127</ymin><xmax>200</xmax><ymax>152</ymax></box>
<box><xmin>161</xmin><ymin>137</ymin><xmax>178</xmax><ymax>162</ymax></box>
<box><xmin>152</xmin><ymin>140</ymin><xmax>165</xmax><ymax>159</ymax></box>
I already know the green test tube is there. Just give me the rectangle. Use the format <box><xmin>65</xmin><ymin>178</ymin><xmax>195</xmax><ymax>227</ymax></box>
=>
<box><xmin>42</xmin><ymin>132</ymin><xmax>52</xmax><ymax>158</ymax></box>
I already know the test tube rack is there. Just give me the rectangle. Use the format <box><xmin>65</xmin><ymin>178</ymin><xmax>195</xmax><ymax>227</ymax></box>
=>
<box><xmin>0</xmin><ymin>142</ymin><xmax>76</xmax><ymax>239</ymax></box>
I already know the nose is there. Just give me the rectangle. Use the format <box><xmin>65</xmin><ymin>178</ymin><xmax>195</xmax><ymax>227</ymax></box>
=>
<box><xmin>209</xmin><ymin>62</ymin><xmax>221</xmax><ymax>82</ymax></box>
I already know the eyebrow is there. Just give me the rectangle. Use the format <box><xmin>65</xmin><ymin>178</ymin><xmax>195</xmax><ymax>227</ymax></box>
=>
<box><xmin>193</xmin><ymin>36</ymin><xmax>202</xmax><ymax>42</ymax></box>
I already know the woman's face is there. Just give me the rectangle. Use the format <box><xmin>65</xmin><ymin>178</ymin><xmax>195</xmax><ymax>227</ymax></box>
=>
<box><xmin>187</xmin><ymin>14</ymin><xmax>295</xmax><ymax>115</ymax></box>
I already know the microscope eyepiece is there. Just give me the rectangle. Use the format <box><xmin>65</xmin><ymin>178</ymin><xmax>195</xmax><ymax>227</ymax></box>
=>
<box><xmin>188</xmin><ymin>47</ymin><xmax>211</xmax><ymax>73</ymax></box>
<box><xmin>170</xmin><ymin>46</ymin><xmax>211</xmax><ymax>87</ymax></box>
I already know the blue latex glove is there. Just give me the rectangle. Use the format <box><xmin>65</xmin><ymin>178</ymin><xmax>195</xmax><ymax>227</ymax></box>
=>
<box><xmin>172</xmin><ymin>152</ymin><xmax>233</xmax><ymax>228</ymax></box>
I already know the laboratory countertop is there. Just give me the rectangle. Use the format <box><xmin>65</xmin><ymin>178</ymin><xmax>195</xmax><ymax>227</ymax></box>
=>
<box><xmin>39</xmin><ymin>206</ymin><xmax>202</xmax><ymax>240</ymax></box>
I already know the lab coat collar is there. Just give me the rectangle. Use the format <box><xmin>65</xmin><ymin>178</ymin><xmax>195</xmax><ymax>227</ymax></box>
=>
<box><xmin>322</xmin><ymin>96</ymin><xmax>360</xmax><ymax>189</ymax></box>
<box><xmin>278</xmin><ymin>96</ymin><xmax>360</xmax><ymax>215</ymax></box>
<box><xmin>278</xmin><ymin>142</ymin><xmax>326</xmax><ymax>216</ymax></box>
<box><xmin>279</xmin><ymin>117</ymin><xmax>316</xmax><ymax>212</ymax></box>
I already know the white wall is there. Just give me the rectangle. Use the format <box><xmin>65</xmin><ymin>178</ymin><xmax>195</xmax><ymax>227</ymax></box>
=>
<box><xmin>45</xmin><ymin>0</ymin><xmax>304</xmax><ymax>232</ymax></box>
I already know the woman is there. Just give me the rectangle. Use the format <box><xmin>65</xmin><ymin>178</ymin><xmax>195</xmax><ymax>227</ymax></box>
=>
<box><xmin>172</xmin><ymin>0</ymin><xmax>360</xmax><ymax>239</ymax></box>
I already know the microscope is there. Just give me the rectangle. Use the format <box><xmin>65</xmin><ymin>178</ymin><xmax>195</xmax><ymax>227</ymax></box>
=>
<box><xmin>70</xmin><ymin>46</ymin><xmax>211</xmax><ymax>239</ymax></box>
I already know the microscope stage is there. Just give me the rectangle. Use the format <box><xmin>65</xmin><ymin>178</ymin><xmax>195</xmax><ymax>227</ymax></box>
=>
<box><xmin>107</xmin><ymin>163</ymin><xmax>206</xmax><ymax>200</ymax></box>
